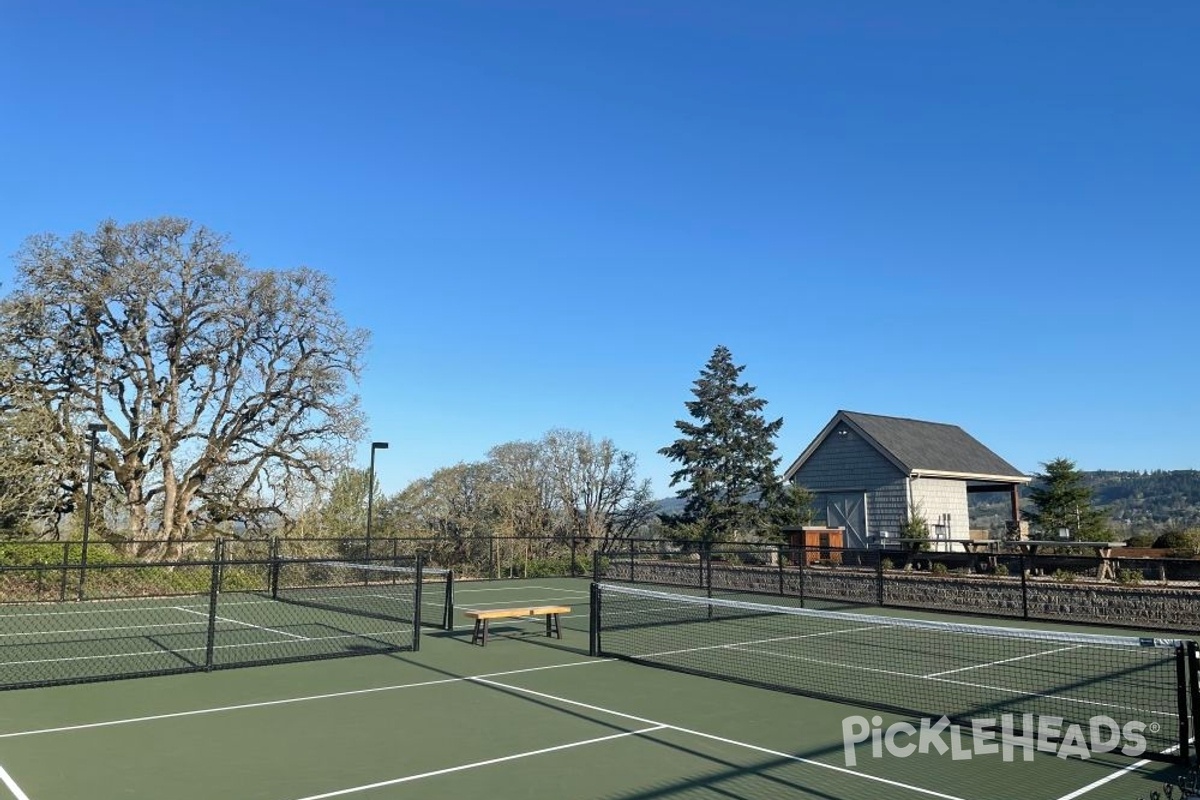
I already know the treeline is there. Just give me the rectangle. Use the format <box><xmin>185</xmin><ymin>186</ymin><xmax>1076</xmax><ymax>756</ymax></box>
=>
<box><xmin>296</xmin><ymin>429</ymin><xmax>659</xmax><ymax>559</ymax></box>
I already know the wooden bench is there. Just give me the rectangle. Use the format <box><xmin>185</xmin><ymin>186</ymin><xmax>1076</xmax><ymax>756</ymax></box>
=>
<box><xmin>464</xmin><ymin>606</ymin><xmax>571</xmax><ymax>646</ymax></box>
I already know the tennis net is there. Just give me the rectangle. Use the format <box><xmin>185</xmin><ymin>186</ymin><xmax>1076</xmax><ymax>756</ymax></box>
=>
<box><xmin>590</xmin><ymin>583</ymin><xmax>1195</xmax><ymax>763</ymax></box>
<box><xmin>272</xmin><ymin>560</ymin><xmax>453</xmax><ymax>632</ymax></box>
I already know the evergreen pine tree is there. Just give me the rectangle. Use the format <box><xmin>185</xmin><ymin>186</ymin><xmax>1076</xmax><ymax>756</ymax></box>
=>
<box><xmin>659</xmin><ymin>346</ymin><xmax>785</xmax><ymax>542</ymax></box>
<box><xmin>1026</xmin><ymin>457</ymin><xmax>1109</xmax><ymax>540</ymax></box>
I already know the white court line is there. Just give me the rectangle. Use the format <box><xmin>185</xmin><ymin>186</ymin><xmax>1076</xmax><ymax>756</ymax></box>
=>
<box><xmin>0</xmin><ymin>602</ymin><xmax>209</xmax><ymax>619</ymax></box>
<box><xmin>1052</xmin><ymin>757</ymin><xmax>1155</xmax><ymax>800</ymax></box>
<box><xmin>0</xmin><ymin>765</ymin><xmax>32</xmax><ymax>800</ymax></box>
<box><xmin>0</xmin><ymin>620</ymin><xmax>206</xmax><ymax>639</ymax></box>
<box><xmin>0</xmin><ymin>628</ymin><xmax>413</xmax><ymax>670</ymax></box>
<box><xmin>469</xmin><ymin>677</ymin><xmax>970</xmax><ymax>800</ymax></box>
<box><xmin>0</xmin><ymin>659</ymin><xmax>610</xmax><ymax>739</ymax></box>
<box><xmin>289</xmin><ymin>726</ymin><xmax>668</xmax><ymax>800</ymax></box>
<box><xmin>636</xmin><ymin>625</ymin><xmax>886</xmax><ymax>660</ymax></box>
<box><xmin>726</xmin><ymin>643</ymin><xmax>1178</xmax><ymax>720</ymax></box>
<box><xmin>172</xmin><ymin>607</ymin><xmax>310</xmax><ymax>641</ymax></box>
<box><xmin>460</xmin><ymin>595</ymin><xmax>588</xmax><ymax>609</ymax></box>
<box><xmin>923</xmin><ymin>645</ymin><xmax>1084</xmax><ymax>678</ymax></box>
<box><xmin>452</xmin><ymin>584</ymin><xmax>585</xmax><ymax>595</ymax></box>
<box><xmin>1053</xmin><ymin>740</ymin><xmax>1184</xmax><ymax>800</ymax></box>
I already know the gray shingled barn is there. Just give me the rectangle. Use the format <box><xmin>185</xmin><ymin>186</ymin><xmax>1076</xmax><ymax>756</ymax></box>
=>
<box><xmin>782</xmin><ymin>411</ymin><xmax>1030</xmax><ymax>549</ymax></box>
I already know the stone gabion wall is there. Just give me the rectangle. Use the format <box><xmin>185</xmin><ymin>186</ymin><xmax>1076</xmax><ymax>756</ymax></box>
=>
<box><xmin>597</xmin><ymin>559</ymin><xmax>1200</xmax><ymax>633</ymax></box>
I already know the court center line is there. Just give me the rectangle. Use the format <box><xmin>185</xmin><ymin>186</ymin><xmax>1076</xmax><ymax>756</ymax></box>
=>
<box><xmin>289</xmin><ymin>725</ymin><xmax>668</xmax><ymax>800</ymax></box>
<box><xmin>172</xmin><ymin>607</ymin><xmax>310</xmax><ymax>641</ymax></box>
<box><xmin>0</xmin><ymin>765</ymin><xmax>32</xmax><ymax>800</ymax></box>
<box><xmin>0</xmin><ymin>658</ymin><xmax>611</xmax><ymax>739</ymax></box>
<box><xmin>922</xmin><ymin>645</ymin><xmax>1084</xmax><ymax>678</ymax></box>
<box><xmin>469</xmin><ymin>677</ymin><xmax>970</xmax><ymax>800</ymax></box>
<box><xmin>1052</xmin><ymin>745</ymin><xmax>1178</xmax><ymax>800</ymax></box>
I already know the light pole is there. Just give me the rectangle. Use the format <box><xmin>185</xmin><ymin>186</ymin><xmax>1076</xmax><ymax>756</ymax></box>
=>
<box><xmin>78</xmin><ymin>422</ymin><xmax>105</xmax><ymax>600</ymax></box>
<box><xmin>365</xmin><ymin>441</ymin><xmax>389</xmax><ymax>562</ymax></box>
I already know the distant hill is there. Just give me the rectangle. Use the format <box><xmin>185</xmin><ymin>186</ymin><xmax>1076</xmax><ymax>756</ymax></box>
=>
<box><xmin>657</xmin><ymin>470</ymin><xmax>1200</xmax><ymax>536</ymax></box>
<box><xmin>653</xmin><ymin>497</ymin><xmax>687</xmax><ymax>516</ymax></box>
<box><xmin>970</xmin><ymin>469</ymin><xmax>1200</xmax><ymax>535</ymax></box>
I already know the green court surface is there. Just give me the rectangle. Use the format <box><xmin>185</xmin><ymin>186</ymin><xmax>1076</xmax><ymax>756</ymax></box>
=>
<box><xmin>0</xmin><ymin>577</ymin><xmax>1191</xmax><ymax>799</ymax></box>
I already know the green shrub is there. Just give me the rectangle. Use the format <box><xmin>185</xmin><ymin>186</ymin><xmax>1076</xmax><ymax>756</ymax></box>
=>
<box><xmin>901</xmin><ymin>507</ymin><xmax>931</xmax><ymax>552</ymax></box>
<box><xmin>930</xmin><ymin>562</ymin><xmax>949</xmax><ymax>576</ymax></box>
<box><xmin>1124</xmin><ymin>533</ymin><xmax>1156</xmax><ymax>548</ymax></box>
<box><xmin>994</xmin><ymin>563</ymin><xmax>1009</xmax><ymax>577</ymax></box>
<box><xmin>1152</xmin><ymin>529</ymin><xmax>1200</xmax><ymax>556</ymax></box>
<box><xmin>880</xmin><ymin>557</ymin><xmax>894</xmax><ymax>571</ymax></box>
<box><xmin>1051</xmin><ymin>568</ymin><xmax>1077</xmax><ymax>583</ymax></box>
<box><xmin>1116</xmin><ymin>568</ymin><xmax>1143</xmax><ymax>586</ymax></box>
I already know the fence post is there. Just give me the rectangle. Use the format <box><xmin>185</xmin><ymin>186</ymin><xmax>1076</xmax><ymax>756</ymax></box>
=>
<box><xmin>876</xmin><ymin>550</ymin><xmax>885</xmax><ymax>607</ymax></box>
<box><xmin>412</xmin><ymin>555</ymin><xmax>423</xmax><ymax>652</ymax></box>
<box><xmin>59</xmin><ymin>541</ymin><xmax>69</xmax><ymax>602</ymax></box>
<box><xmin>629</xmin><ymin>548</ymin><xmax>635</xmax><ymax>584</ymax></box>
<box><xmin>777</xmin><ymin>544</ymin><xmax>785</xmax><ymax>597</ymax></box>
<box><xmin>204</xmin><ymin>538</ymin><xmax>223</xmax><ymax>671</ymax></box>
<box><xmin>588</xmin><ymin>583</ymin><xmax>600</xmax><ymax>656</ymax></box>
<box><xmin>570</xmin><ymin>537</ymin><xmax>578</xmax><ymax>578</ymax></box>
<box><xmin>269</xmin><ymin>536</ymin><xmax>281</xmax><ymax>599</ymax></box>
<box><xmin>1019</xmin><ymin>554</ymin><xmax>1029</xmax><ymax>620</ymax></box>
<box><xmin>798</xmin><ymin>543</ymin><xmax>806</xmax><ymax>608</ymax></box>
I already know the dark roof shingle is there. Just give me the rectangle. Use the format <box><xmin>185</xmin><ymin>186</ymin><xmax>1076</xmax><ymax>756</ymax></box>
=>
<box><xmin>840</xmin><ymin>410</ymin><xmax>1026</xmax><ymax>479</ymax></box>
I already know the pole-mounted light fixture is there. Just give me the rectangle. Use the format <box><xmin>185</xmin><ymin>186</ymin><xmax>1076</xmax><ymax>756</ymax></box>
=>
<box><xmin>365</xmin><ymin>441</ymin><xmax>389</xmax><ymax>562</ymax></box>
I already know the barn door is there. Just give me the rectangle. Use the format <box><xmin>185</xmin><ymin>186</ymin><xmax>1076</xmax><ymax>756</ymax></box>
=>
<box><xmin>825</xmin><ymin>493</ymin><xmax>867</xmax><ymax>548</ymax></box>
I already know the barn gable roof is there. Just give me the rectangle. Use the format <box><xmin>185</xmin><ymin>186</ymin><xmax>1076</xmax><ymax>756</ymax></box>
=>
<box><xmin>783</xmin><ymin>410</ymin><xmax>1030</xmax><ymax>484</ymax></box>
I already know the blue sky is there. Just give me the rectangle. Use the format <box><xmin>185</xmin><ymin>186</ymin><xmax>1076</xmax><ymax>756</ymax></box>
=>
<box><xmin>2</xmin><ymin>1</ymin><xmax>1197</xmax><ymax>497</ymax></box>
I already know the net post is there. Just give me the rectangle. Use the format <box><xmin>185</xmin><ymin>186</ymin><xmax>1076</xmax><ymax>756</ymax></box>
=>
<box><xmin>412</xmin><ymin>555</ymin><xmax>423</xmax><ymax>652</ymax></box>
<box><xmin>204</xmin><ymin>539</ymin><xmax>223</xmax><ymax>671</ymax></box>
<box><xmin>1187</xmin><ymin>641</ymin><xmax>1199</xmax><ymax>766</ymax></box>
<box><xmin>1019</xmin><ymin>554</ymin><xmax>1029</xmax><ymax>620</ymax></box>
<box><xmin>443</xmin><ymin>569</ymin><xmax>455</xmax><ymax>631</ymax></box>
<box><xmin>588</xmin><ymin>582</ymin><xmax>600</xmax><ymax>656</ymax></box>
<box><xmin>1176</xmin><ymin>643</ymin><xmax>1191</xmax><ymax>765</ymax></box>
<box><xmin>592</xmin><ymin>550</ymin><xmax>600</xmax><ymax>583</ymax></box>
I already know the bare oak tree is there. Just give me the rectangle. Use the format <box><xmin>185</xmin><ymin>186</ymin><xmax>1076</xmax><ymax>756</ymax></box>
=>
<box><xmin>542</xmin><ymin>429</ymin><xmax>655</xmax><ymax>553</ymax></box>
<box><xmin>0</xmin><ymin>218</ymin><xmax>367</xmax><ymax>556</ymax></box>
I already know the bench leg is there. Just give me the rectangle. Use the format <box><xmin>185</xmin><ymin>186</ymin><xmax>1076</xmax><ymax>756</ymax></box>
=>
<box><xmin>547</xmin><ymin>613</ymin><xmax>561</xmax><ymax>639</ymax></box>
<box><xmin>472</xmin><ymin>618</ymin><xmax>490</xmax><ymax>646</ymax></box>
